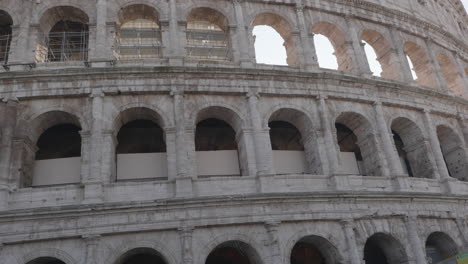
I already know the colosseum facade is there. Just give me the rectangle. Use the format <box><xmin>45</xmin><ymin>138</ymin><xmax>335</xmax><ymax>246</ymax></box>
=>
<box><xmin>0</xmin><ymin>0</ymin><xmax>467</xmax><ymax>263</ymax></box>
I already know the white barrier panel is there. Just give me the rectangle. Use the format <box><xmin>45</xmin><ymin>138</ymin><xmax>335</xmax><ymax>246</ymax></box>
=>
<box><xmin>33</xmin><ymin>157</ymin><xmax>81</xmax><ymax>186</ymax></box>
<box><xmin>273</xmin><ymin>150</ymin><xmax>306</xmax><ymax>174</ymax></box>
<box><xmin>196</xmin><ymin>150</ymin><xmax>240</xmax><ymax>176</ymax></box>
<box><xmin>339</xmin><ymin>152</ymin><xmax>360</xmax><ymax>175</ymax></box>
<box><xmin>117</xmin><ymin>153</ymin><xmax>168</xmax><ymax>180</ymax></box>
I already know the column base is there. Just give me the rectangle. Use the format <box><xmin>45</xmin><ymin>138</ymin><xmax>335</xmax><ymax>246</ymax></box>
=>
<box><xmin>87</xmin><ymin>59</ymin><xmax>115</xmax><ymax>68</ymax></box>
<box><xmin>391</xmin><ymin>175</ymin><xmax>410</xmax><ymax>192</ymax></box>
<box><xmin>0</xmin><ymin>188</ymin><xmax>9</xmax><ymax>210</ymax></box>
<box><xmin>82</xmin><ymin>182</ymin><xmax>104</xmax><ymax>204</ymax></box>
<box><xmin>169</xmin><ymin>57</ymin><xmax>184</xmax><ymax>67</ymax></box>
<box><xmin>175</xmin><ymin>177</ymin><xmax>193</xmax><ymax>198</ymax></box>
<box><xmin>440</xmin><ymin>177</ymin><xmax>458</xmax><ymax>194</ymax></box>
<box><xmin>329</xmin><ymin>174</ymin><xmax>352</xmax><ymax>191</ymax></box>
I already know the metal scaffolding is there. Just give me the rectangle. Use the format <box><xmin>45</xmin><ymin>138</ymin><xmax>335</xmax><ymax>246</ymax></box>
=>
<box><xmin>0</xmin><ymin>33</ymin><xmax>11</xmax><ymax>64</ymax></box>
<box><xmin>115</xmin><ymin>20</ymin><xmax>162</xmax><ymax>60</ymax></box>
<box><xmin>186</xmin><ymin>21</ymin><xmax>231</xmax><ymax>61</ymax></box>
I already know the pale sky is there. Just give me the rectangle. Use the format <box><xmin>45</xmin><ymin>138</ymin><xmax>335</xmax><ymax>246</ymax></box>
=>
<box><xmin>254</xmin><ymin>1</ymin><xmax>468</xmax><ymax>74</ymax></box>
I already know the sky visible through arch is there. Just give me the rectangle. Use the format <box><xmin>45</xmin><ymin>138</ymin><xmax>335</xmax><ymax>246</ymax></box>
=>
<box><xmin>254</xmin><ymin>1</ymin><xmax>468</xmax><ymax>72</ymax></box>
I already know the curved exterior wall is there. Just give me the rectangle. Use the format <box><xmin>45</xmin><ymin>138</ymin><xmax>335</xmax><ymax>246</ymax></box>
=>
<box><xmin>0</xmin><ymin>0</ymin><xmax>467</xmax><ymax>263</ymax></box>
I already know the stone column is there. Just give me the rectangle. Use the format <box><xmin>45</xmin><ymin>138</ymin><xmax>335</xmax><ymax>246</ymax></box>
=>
<box><xmin>179</xmin><ymin>226</ymin><xmax>194</xmax><ymax>264</ymax></box>
<box><xmin>10</xmin><ymin>137</ymin><xmax>36</xmax><ymax>188</ymax></box>
<box><xmin>79</xmin><ymin>130</ymin><xmax>91</xmax><ymax>185</ymax></box>
<box><xmin>404</xmin><ymin>216</ymin><xmax>427</xmax><ymax>264</ymax></box>
<box><xmin>341</xmin><ymin>219</ymin><xmax>361</xmax><ymax>264</ymax></box>
<box><xmin>295</xmin><ymin>2</ymin><xmax>318</xmax><ymax>71</ymax></box>
<box><xmin>344</xmin><ymin>16</ymin><xmax>372</xmax><ymax>76</ymax></box>
<box><xmin>457</xmin><ymin>114</ymin><xmax>468</xmax><ymax>147</ymax></box>
<box><xmin>164</xmin><ymin>127</ymin><xmax>177</xmax><ymax>180</ymax></box>
<box><xmin>83</xmin><ymin>235</ymin><xmax>101</xmax><ymax>264</ymax></box>
<box><xmin>8</xmin><ymin>2</ymin><xmax>33</xmax><ymax>68</ymax></box>
<box><xmin>0</xmin><ymin>99</ymin><xmax>18</xmax><ymax>209</ymax></box>
<box><xmin>91</xmin><ymin>0</ymin><xmax>108</xmax><ymax>64</ymax></box>
<box><xmin>423</xmin><ymin>110</ymin><xmax>450</xmax><ymax>179</ymax></box>
<box><xmin>232</xmin><ymin>0</ymin><xmax>253</xmax><ymax>67</ymax></box>
<box><xmin>265</xmin><ymin>221</ymin><xmax>282</xmax><ymax>264</ymax></box>
<box><xmin>423</xmin><ymin>38</ymin><xmax>447</xmax><ymax>90</ymax></box>
<box><xmin>388</xmin><ymin>27</ymin><xmax>414</xmax><ymax>83</ymax></box>
<box><xmin>317</xmin><ymin>96</ymin><xmax>338</xmax><ymax>175</ymax></box>
<box><xmin>373</xmin><ymin>102</ymin><xmax>405</xmax><ymax>176</ymax></box>
<box><xmin>247</xmin><ymin>92</ymin><xmax>274</xmax><ymax>175</ymax></box>
<box><xmin>168</xmin><ymin>0</ymin><xmax>183</xmax><ymax>65</ymax></box>
<box><xmin>452</xmin><ymin>51</ymin><xmax>468</xmax><ymax>94</ymax></box>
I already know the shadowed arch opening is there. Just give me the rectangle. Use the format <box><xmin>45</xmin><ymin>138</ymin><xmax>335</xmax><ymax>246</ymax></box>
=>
<box><xmin>186</xmin><ymin>7</ymin><xmax>231</xmax><ymax>61</ymax></box>
<box><xmin>312</xmin><ymin>22</ymin><xmax>352</xmax><ymax>72</ymax></box>
<box><xmin>195</xmin><ymin>106</ymin><xmax>246</xmax><ymax>176</ymax></box>
<box><xmin>361</xmin><ymin>30</ymin><xmax>399</xmax><ymax>80</ymax></box>
<box><xmin>426</xmin><ymin>232</ymin><xmax>458</xmax><ymax>264</ymax></box>
<box><xmin>0</xmin><ymin>10</ymin><xmax>12</xmax><ymax>63</ymax></box>
<box><xmin>335</xmin><ymin>112</ymin><xmax>381</xmax><ymax>176</ymax></box>
<box><xmin>37</xmin><ymin>6</ymin><xmax>89</xmax><ymax>62</ymax></box>
<box><xmin>438</xmin><ymin>54</ymin><xmax>465</xmax><ymax>96</ymax></box>
<box><xmin>436</xmin><ymin>125</ymin><xmax>468</xmax><ymax>181</ymax></box>
<box><xmin>205</xmin><ymin>240</ymin><xmax>261</xmax><ymax>264</ymax></box>
<box><xmin>114</xmin><ymin>107</ymin><xmax>167</xmax><ymax>181</ymax></box>
<box><xmin>115</xmin><ymin>4</ymin><xmax>162</xmax><ymax>59</ymax></box>
<box><xmin>391</xmin><ymin>117</ymin><xmax>434</xmax><ymax>178</ymax></box>
<box><xmin>26</xmin><ymin>257</ymin><xmax>66</xmax><ymax>264</ymax></box>
<box><xmin>364</xmin><ymin>233</ymin><xmax>408</xmax><ymax>264</ymax></box>
<box><xmin>290</xmin><ymin>235</ymin><xmax>342</xmax><ymax>264</ymax></box>
<box><xmin>115</xmin><ymin>247</ymin><xmax>167</xmax><ymax>264</ymax></box>
<box><xmin>269</xmin><ymin>108</ymin><xmax>322</xmax><ymax>174</ymax></box>
<box><xmin>404</xmin><ymin>42</ymin><xmax>438</xmax><ymax>88</ymax></box>
<box><xmin>252</xmin><ymin>13</ymin><xmax>296</xmax><ymax>66</ymax></box>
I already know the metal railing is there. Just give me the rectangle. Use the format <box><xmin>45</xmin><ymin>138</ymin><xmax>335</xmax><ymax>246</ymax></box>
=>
<box><xmin>114</xmin><ymin>28</ymin><xmax>162</xmax><ymax>60</ymax></box>
<box><xmin>37</xmin><ymin>31</ymin><xmax>89</xmax><ymax>62</ymax></box>
<box><xmin>186</xmin><ymin>29</ymin><xmax>231</xmax><ymax>61</ymax></box>
<box><xmin>0</xmin><ymin>34</ymin><xmax>11</xmax><ymax>64</ymax></box>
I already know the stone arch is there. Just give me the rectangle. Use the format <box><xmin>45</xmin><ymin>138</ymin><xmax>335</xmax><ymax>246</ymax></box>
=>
<box><xmin>426</xmin><ymin>232</ymin><xmax>459</xmax><ymax>263</ymax></box>
<box><xmin>194</xmin><ymin>105</ymin><xmax>249</xmax><ymax>176</ymax></box>
<box><xmin>390</xmin><ymin>117</ymin><xmax>434</xmax><ymax>178</ymax></box>
<box><xmin>335</xmin><ymin>111</ymin><xmax>382</xmax><ymax>176</ymax></box>
<box><xmin>438</xmin><ymin>53</ymin><xmax>465</xmax><ymax>96</ymax></box>
<box><xmin>186</xmin><ymin>7</ymin><xmax>232</xmax><ymax>61</ymax></box>
<box><xmin>23</xmin><ymin>248</ymin><xmax>77</xmax><ymax>264</ymax></box>
<box><xmin>204</xmin><ymin>240</ymin><xmax>263</xmax><ymax>264</ymax></box>
<box><xmin>109</xmin><ymin>102</ymin><xmax>172</xmax><ymax>131</ymax></box>
<box><xmin>113</xmin><ymin>107</ymin><xmax>168</xmax><ymax>181</ymax></box>
<box><xmin>289</xmin><ymin>235</ymin><xmax>343</xmax><ymax>264</ymax></box>
<box><xmin>28</xmin><ymin>110</ymin><xmax>82</xmax><ymax>145</ymax></box>
<box><xmin>268</xmin><ymin>108</ymin><xmax>323</xmax><ymax>174</ymax></box>
<box><xmin>105</xmin><ymin>240</ymin><xmax>177</xmax><ymax>264</ymax></box>
<box><xmin>252</xmin><ymin>12</ymin><xmax>297</xmax><ymax>66</ymax></box>
<box><xmin>38</xmin><ymin>6</ymin><xmax>90</xmax><ymax>35</ymax></box>
<box><xmin>436</xmin><ymin>125</ymin><xmax>468</xmax><ymax>181</ymax></box>
<box><xmin>311</xmin><ymin>21</ymin><xmax>352</xmax><ymax>72</ymax></box>
<box><xmin>363</xmin><ymin>233</ymin><xmax>409</xmax><ymax>264</ymax></box>
<box><xmin>113</xmin><ymin>248</ymin><xmax>168</xmax><ymax>264</ymax></box>
<box><xmin>361</xmin><ymin>29</ymin><xmax>400</xmax><ymax>80</ymax></box>
<box><xmin>404</xmin><ymin>41</ymin><xmax>438</xmax><ymax>88</ymax></box>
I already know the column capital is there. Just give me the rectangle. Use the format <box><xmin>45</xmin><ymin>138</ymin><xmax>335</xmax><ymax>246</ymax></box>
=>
<box><xmin>246</xmin><ymin>91</ymin><xmax>260</xmax><ymax>99</ymax></box>
<box><xmin>90</xmin><ymin>91</ymin><xmax>105</xmax><ymax>98</ymax></box>
<box><xmin>2</xmin><ymin>97</ymin><xmax>19</xmax><ymax>105</ymax></box>
<box><xmin>372</xmin><ymin>100</ymin><xmax>383</xmax><ymax>106</ymax></box>
<box><xmin>82</xmin><ymin>234</ymin><xmax>101</xmax><ymax>243</ymax></box>
<box><xmin>178</xmin><ymin>225</ymin><xmax>195</xmax><ymax>233</ymax></box>
<box><xmin>170</xmin><ymin>90</ymin><xmax>184</xmax><ymax>97</ymax></box>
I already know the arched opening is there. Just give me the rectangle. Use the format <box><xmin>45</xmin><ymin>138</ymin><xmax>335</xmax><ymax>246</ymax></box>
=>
<box><xmin>205</xmin><ymin>241</ymin><xmax>260</xmax><ymax>264</ymax></box>
<box><xmin>436</xmin><ymin>125</ymin><xmax>468</xmax><ymax>181</ymax></box>
<box><xmin>404</xmin><ymin>42</ymin><xmax>437</xmax><ymax>88</ymax></box>
<box><xmin>186</xmin><ymin>7</ymin><xmax>231</xmax><ymax>61</ymax></box>
<box><xmin>290</xmin><ymin>235</ymin><xmax>341</xmax><ymax>264</ymax></box>
<box><xmin>269</xmin><ymin>121</ymin><xmax>306</xmax><ymax>174</ymax></box>
<box><xmin>115</xmin><ymin>247</ymin><xmax>167</xmax><ymax>264</ymax></box>
<box><xmin>335</xmin><ymin>112</ymin><xmax>381</xmax><ymax>176</ymax></box>
<box><xmin>0</xmin><ymin>10</ymin><xmax>12</xmax><ymax>64</ymax></box>
<box><xmin>426</xmin><ymin>232</ymin><xmax>458</xmax><ymax>264</ymax></box>
<box><xmin>37</xmin><ymin>6</ymin><xmax>89</xmax><ymax>62</ymax></box>
<box><xmin>364</xmin><ymin>233</ymin><xmax>408</xmax><ymax>264</ymax></box>
<box><xmin>26</xmin><ymin>257</ymin><xmax>66</xmax><ymax>264</ymax></box>
<box><xmin>438</xmin><ymin>54</ymin><xmax>465</xmax><ymax>96</ymax></box>
<box><xmin>116</xmin><ymin>120</ymin><xmax>167</xmax><ymax>180</ymax></box>
<box><xmin>252</xmin><ymin>13</ymin><xmax>296</xmax><ymax>66</ymax></box>
<box><xmin>115</xmin><ymin>4</ymin><xmax>161</xmax><ymax>60</ymax></box>
<box><xmin>361</xmin><ymin>30</ymin><xmax>399</xmax><ymax>80</ymax></box>
<box><xmin>32</xmin><ymin>123</ymin><xmax>81</xmax><ymax>186</ymax></box>
<box><xmin>196</xmin><ymin>118</ymin><xmax>240</xmax><ymax>176</ymax></box>
<box><xmin>391</xmin><ymin>117</ymin><xmax>434</xmax><ymax>178</ymax></box>
<box><xmin>312</xmin><ymin>22</ymin><xmax>351</xmax><ymax>72</ymax></box>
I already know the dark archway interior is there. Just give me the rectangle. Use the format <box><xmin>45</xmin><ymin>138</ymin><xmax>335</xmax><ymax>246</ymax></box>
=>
<box><xmin>196</xmin><ymin>118</ymin><xmax>237</xmax><ymax>151</ymax></box>
<box><xmin>335</xmin><ymin>123</ymin><xmax>361</xmax><ymax>160</ymax></box>
<box><xmin>0</xmin><ymin>10</ymin><xmax>12</xmax><ymax>63</ymax></box>
<box><xmin>392</xmin><ymin>130</ymin><xmax>414</xmax><ymax>177</ymax></box>
<box><xmin>48</xmin><ymin>20</ymin><xmax>89</xmax><ymax>62</ymax></box>
<box><xmin>117</xmin><ymin>248</ymin><xmax>167</xmax><ymax>264</ymax></box>
<box><xmin>36</xmin><ymin>124</ymin><xmax>81</xmax><ymax>160</ymax></box>
<box><xmin>206</xmin><ymin>245</ymin><xmax>252</xmax><ymax>264</ymax></box>
<box><xmin>26</xmin><ymin>257</ymin><xmax>66</xmax><ymax>264</ymax></box>
<box><xmin>116</xmin><ymin>119</ymin><xmax>166</xmax><ymax>154</ymax></box>
<box><xmin>426</xmin><ymin>232</ymin><xmax>458</xmax><ymax>264</ymax></box>
<box><xmin>364</xmin><ymin>239</ymin><xmax>389</xmax><ymax>264</ymax></box>
<box><xmin>291</xmin><ymin>242</ymin><xmax>325</xmax><ymax>264</ymax></box>
<box><xmin>269</xmin><ymin>121</ymin><xmax>304</xmax><ymax>151</ymax></box>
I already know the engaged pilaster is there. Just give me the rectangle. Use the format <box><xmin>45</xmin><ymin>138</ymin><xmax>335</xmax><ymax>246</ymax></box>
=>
<box><xmin>340</xmin><ymin>219</ymin><xmax>361</xmax><ymax>264</ymax></box>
